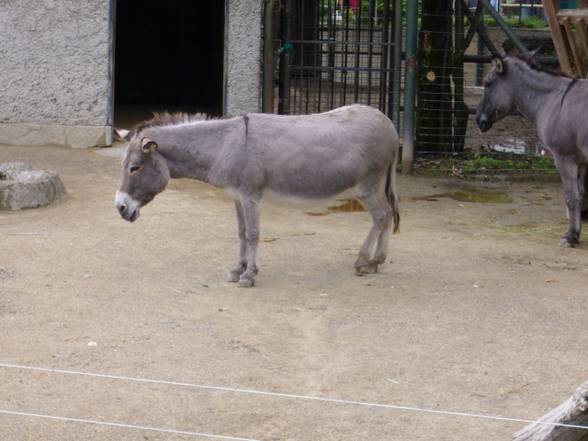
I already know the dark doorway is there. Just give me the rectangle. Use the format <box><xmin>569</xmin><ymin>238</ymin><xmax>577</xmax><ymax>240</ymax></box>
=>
<box><xmin>114</xmin><ymin>0</ymin><xmax>225</xmax><ymax>128</ymax></box>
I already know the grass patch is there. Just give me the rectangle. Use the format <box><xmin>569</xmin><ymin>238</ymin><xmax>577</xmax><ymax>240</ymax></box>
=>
<box><xmin>463</xmin><ymin>155</ymin><xmax>555</xmax><ymax>173</ymax></box>
<box><xmin>484</xmin><ymin>15</ymin><xmax>548</xmax><ymax>29</ymax></box>
<box><xmin>413</xmin><ymin>152</ymin><xmax>556</xmax><ymax>177</ymax></box>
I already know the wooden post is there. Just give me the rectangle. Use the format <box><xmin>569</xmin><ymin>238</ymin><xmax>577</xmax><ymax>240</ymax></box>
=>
<box><xmin>573</xmin><ymin>17</ymin><xmax>588</xmax><ymax>76</ymax></box>
<box><xmin>512</xmin><ymin>381</ymin><xmax>588</xmax><ymax>441</ymax></box>
<box><xmin>543</xmin><ymin>0</ymin><xmax>574</xmax><ymax>75</ymax></box>
<box><xmin>560</xmin><ymin>17</ymin><xmax>584</xmax><ymax>76</ymax></box>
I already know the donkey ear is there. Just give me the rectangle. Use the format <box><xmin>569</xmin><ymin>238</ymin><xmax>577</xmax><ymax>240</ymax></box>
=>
<box><xmin>527</xmin><ymin>46</ymin><xmax>542</xmax><ymax>65</ymax></box>
<box><xmin>529</xmin><ymin>46</ymin><xmax>542</xmax><ymax>59</ymax></box>
<box><xmin>493</xmin><ymin>57</ymin><xmax>506</xmax><ymax>75</ymax></box>
<box><xmin>141</xmin><ymin>137</ymin><xmax>158</xmax><ymax>154</ymax></box>
<box><xmin>114</xmin><ymin>128</ymin><xmax>134</xmax><ymax>142</ymax></box>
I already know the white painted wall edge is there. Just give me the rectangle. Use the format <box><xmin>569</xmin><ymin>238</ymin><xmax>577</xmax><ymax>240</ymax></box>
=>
<box><xmin>0</xmin><ymin>124</ymin><xmax>112</xmax><ymax>149</ymax></box>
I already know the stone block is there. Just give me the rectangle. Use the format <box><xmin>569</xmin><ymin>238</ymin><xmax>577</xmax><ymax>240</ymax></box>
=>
<box><xmin>0</xmin><ymin>162</ymin><xmax>66</xmax><ymax>210</ymax></box>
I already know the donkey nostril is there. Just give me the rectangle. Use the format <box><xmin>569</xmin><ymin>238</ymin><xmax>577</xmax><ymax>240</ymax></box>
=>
<box><xmin>118</xmin><ymin>204</ymin><xmax>126</xmax><ymax>214</ymax></box>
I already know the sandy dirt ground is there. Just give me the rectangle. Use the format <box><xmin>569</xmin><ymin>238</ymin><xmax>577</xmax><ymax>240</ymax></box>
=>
<box><xmin>1</xmin><ymin>144</ymin><xmax>587</xmax><ymax>441</ymax></box>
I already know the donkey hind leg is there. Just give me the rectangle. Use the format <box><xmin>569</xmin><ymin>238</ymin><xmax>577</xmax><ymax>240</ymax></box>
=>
<box><xmin>555</xmin><ymin>157</ymin><xmax>582</xmax><ymax>247</ymax></box>
<box><xmin>237</xmin><ymin>194</ymin><xmax>261</xmax><ymax>287</ymax></box>
<box><xmin>228</xmin><ymin>199</ymin><xmax>248</xmax><ymax>282</ymax></box>
<box><xmin>354</xmin><ymin>179</ymin><xmax>393</xmax><ymax>275</ymax></box>
<box><xmin>579</xmin><ymin>164</ymin><xmax>588</xmax><ymax>219</ymax></box>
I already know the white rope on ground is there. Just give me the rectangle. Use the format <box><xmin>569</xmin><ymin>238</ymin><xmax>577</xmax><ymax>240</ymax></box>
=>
<box><xmin>1</xmin><ymin>362</ymin><xmax>587</xmax><ymax>431</ymax></box>
<box><xmin>0</xmin><ymin>409</ymin><xmax>261</xmax><ymax>441</ymax></box>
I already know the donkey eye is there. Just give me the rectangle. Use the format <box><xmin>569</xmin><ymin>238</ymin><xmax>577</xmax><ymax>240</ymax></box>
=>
<box><xmin>129</xmin><ymin>165</ymin><xmax>142</xmax><ymax>173</ymax></box>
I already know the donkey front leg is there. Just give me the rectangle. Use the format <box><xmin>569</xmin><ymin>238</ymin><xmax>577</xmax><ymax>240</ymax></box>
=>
<box><xmin>237</xmin><ymin>194</ymin><xmax>261</xmax><ymax>287</ymax></box>
<box><xmin>555</xmin><ymin>156</ymin><xmax>582</xmax><ymax>247</ymax></box>
<box><xmin>228</xmin><ymin>199</ymin><xmax>248</xmax><ymax>282</ymax></box>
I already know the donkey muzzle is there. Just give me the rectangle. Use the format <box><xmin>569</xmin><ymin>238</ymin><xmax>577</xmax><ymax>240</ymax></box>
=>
<box><xmin>115</xmin><ymin>191</ymin><xmax>140</xmax><ymax>222</ymax></box>
<box><xmin>476</xmin><ymin>114</ymin><xmax>492</xmax><ymax>132</ymax></box>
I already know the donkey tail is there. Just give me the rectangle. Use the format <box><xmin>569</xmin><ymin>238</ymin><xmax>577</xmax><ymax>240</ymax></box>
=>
<box><xmin>385</xmin><ymin>151</ymin><xmax>400</xmax><ymax>233</ymax></box>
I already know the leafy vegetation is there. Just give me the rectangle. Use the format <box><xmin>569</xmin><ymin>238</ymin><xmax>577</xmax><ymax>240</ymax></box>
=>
<box><xmin>484</xmin><ymin>15</ymin><xmax>548</xmax><ymax>29</ymax></box>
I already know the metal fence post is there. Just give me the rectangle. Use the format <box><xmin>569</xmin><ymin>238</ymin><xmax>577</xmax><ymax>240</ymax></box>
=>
<box><xmin>391</xmin><ymin>0</ymin><xmax>402</xmax><ymax>128</ymax></box>
<box><xmin>402</xmin><ymin>0</ymin><xmax>418</xmax><ymax>174</ymax></box>
<box><xmin>478</xmin><ymin>0</ymin><xmax>528</xmax><ymax>55</ymax></box>
<box><xmin>278</xmin><ymin>0</ymin><xmax>291</xmax><ymax>115</ymax></box>
<box><xmin>476</xmin><ymin>7</ymin><xmax>485</xmax><ymax>86</ymax></box>
<box><xmin>263</xmin><ymin>0</ymin><xmax>276</xmax><ymax>113</ymax></box>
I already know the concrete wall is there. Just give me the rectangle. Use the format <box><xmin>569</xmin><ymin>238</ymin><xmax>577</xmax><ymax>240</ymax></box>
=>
<box><xmin>0</xmin><ymin>0</ymin><xmax>263</xmax><ymax>148</ymax></box>
<box><xmin>0</xmin><ymin>0</ymin><xmax>113</xmax><ymax>148</ymax></box>
<box><xmin>224</xmin><ymin>0</ymin><xmax>264</xmax><ymax>116</ymax></box>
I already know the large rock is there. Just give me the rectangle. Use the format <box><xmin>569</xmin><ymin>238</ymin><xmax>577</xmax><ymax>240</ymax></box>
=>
<box><xmin>0</xmin><ymin>162</ymin><xmax>66</xmax><ymax>210</ymax></box>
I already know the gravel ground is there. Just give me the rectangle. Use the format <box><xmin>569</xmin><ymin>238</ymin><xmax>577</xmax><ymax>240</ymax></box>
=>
<box><xmin>1</xmin><ymin>144</ymin><xmax>587</xmax><ymax>441</ymax></box>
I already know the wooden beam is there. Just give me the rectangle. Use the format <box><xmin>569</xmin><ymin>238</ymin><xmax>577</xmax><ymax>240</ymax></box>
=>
<box><xmin>561</xmin><ymin>17</ymin><xmax>584</xmax><ymax>76</ymax></box>
<box><xmin>557</xmin><ymin>9</ymin><xmax>588</xmax><ymax>18</ymax></box>
<box><xmin>574</xmin><ymin>17</ymin><xmax>588</xmax><ymax>77</ymax></box>
<box><xmin>544</xmin><ymin>0</ymin><xmax>574</xmax><ymax>75</ymax></box>
<box><xmin>512</xmin><ymin>382</ymin><xmax>588</xmax><ymax>441</ymax></box>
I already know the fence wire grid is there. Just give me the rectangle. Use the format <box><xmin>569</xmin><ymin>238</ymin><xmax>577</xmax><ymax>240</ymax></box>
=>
<box><xmin>270</xmin><ymin>0</ymin><xmax>558</xmax><ymax>169</ymax></box>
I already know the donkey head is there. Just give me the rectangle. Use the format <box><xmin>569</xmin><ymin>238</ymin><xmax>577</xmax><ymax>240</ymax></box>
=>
<box><xmin>476</xmin><ymin>57</ymin><xmax>515</xmax><ymax>132</ymax></box>
<box><xmin>114</xmin><ymin>129</ymin><xmax>170</xmax><ymax>222</ymax></box>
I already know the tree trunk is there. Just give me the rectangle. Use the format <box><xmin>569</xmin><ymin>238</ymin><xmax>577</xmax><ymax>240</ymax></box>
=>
<box><xmin>416</xmin><ymin>0</ymin><xmax>454</xmax><ymax>153</ymax></box>
<box><xmin>513</xmin><ymin>382</ymin><xmax>588</xmax><ymax>441</ymax></box>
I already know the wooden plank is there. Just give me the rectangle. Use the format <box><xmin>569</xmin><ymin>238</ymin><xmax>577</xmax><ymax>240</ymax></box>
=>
<box><xmin>544</xmin><ymin>0</ymin><xmax>574</xmax><ymax>75</ymax></box>
<box><xmin>512</xmin><ymin>381</ymin><xmax>588</xmax><ymax>441</ymax></box>
<box><xmin>561</xmin><ymin>17</ymin><xmax>584</xmax><ymax>76</ymax></box>
<box><xmin>557</xmin><ymin>9</ymin><xmax>588</xmax><ymax>18</ymax></box>
<box><xmin>574</xmin><ymin>17</ymin><xmax>588</xmax><ymax>77</ymax></box>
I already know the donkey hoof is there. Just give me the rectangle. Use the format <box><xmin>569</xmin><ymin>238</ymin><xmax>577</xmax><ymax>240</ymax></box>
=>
<box><xmin>355</xmin><ymin>263</ymin><xmax>378</xmax><ymax>276</ymax></box>
<box><xmin>560</xmin><ymin>233</ymin><xmax>579</xmax><ymax>248</ymax></box>
<box><xmin>238</xmin><ymin>276</ymin><xmax>255</xmax><ymax>288</ymax></box>
<box><xmin>560</xmin><ymin>237</ymin><xmax>578</xmax><ymax>248</ymax></box>
<box><xmin>560</xmin><ymin>238</ymin><xmax>573</xmax><ymax>248</ymax></box>
<box><xmin>227</xmin><ymin>271</ymin><xmax>241</xmax><ymax>283</ymax></box>
<box><xmin>368</xmin><ymin>260</ymin><xmax>382</xmax><ymax>273</ymax></box>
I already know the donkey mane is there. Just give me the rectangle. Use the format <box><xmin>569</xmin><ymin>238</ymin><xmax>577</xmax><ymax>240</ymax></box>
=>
<box><xmin>134</xmin><ymin>112</ymin><xmax>220</xmax><ymax>134</ymax></box>
<box><xmin>509</xmin><ymin>52</ymin><xmax>572</xmax><ymax>79</ymax></box>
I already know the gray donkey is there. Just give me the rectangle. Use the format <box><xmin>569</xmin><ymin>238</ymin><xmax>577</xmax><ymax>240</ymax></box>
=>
<box><xmin>477</xmin><ymin>53</ymin><xmax>588</xmax><ymax>247</ymax></box>
<box><xmin>115</xmin><ymin>104</ymin><xmax>400</xmax><ymax>287</ymax></box>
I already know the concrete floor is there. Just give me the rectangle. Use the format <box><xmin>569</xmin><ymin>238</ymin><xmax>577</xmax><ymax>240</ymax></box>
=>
<box><xmin>1</xmin><ymin>144</ymin><xmax>587</xmax><ymax>441</ymax></box>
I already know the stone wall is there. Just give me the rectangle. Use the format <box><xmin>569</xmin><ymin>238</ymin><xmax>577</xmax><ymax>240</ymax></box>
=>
<box><xmin>0</xmin><ymin>0</ymin><xmax>113</xmax><ymax>148</ymax></box>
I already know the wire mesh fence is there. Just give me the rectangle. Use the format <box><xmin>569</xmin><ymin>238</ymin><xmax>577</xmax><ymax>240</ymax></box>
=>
<box><xmin>278</xmin><ymin>0</ymin><xmax>404</xmax><ymax>129</ymax></box>
<box><xmin>415</xmin><ymin>0</ymin><xmax>555</xmax><ymax>158</ymax></box>
<box><xmin>273</xmin><ymin>0</ymin><xmax>560</xmax><ymax>170</ymax></box>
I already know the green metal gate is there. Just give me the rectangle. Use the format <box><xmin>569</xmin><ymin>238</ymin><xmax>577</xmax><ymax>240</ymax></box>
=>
<box><xmin>273</xmin><ymin>0</ymin><xmax>404</xmax><ymax>128</ymax></box>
